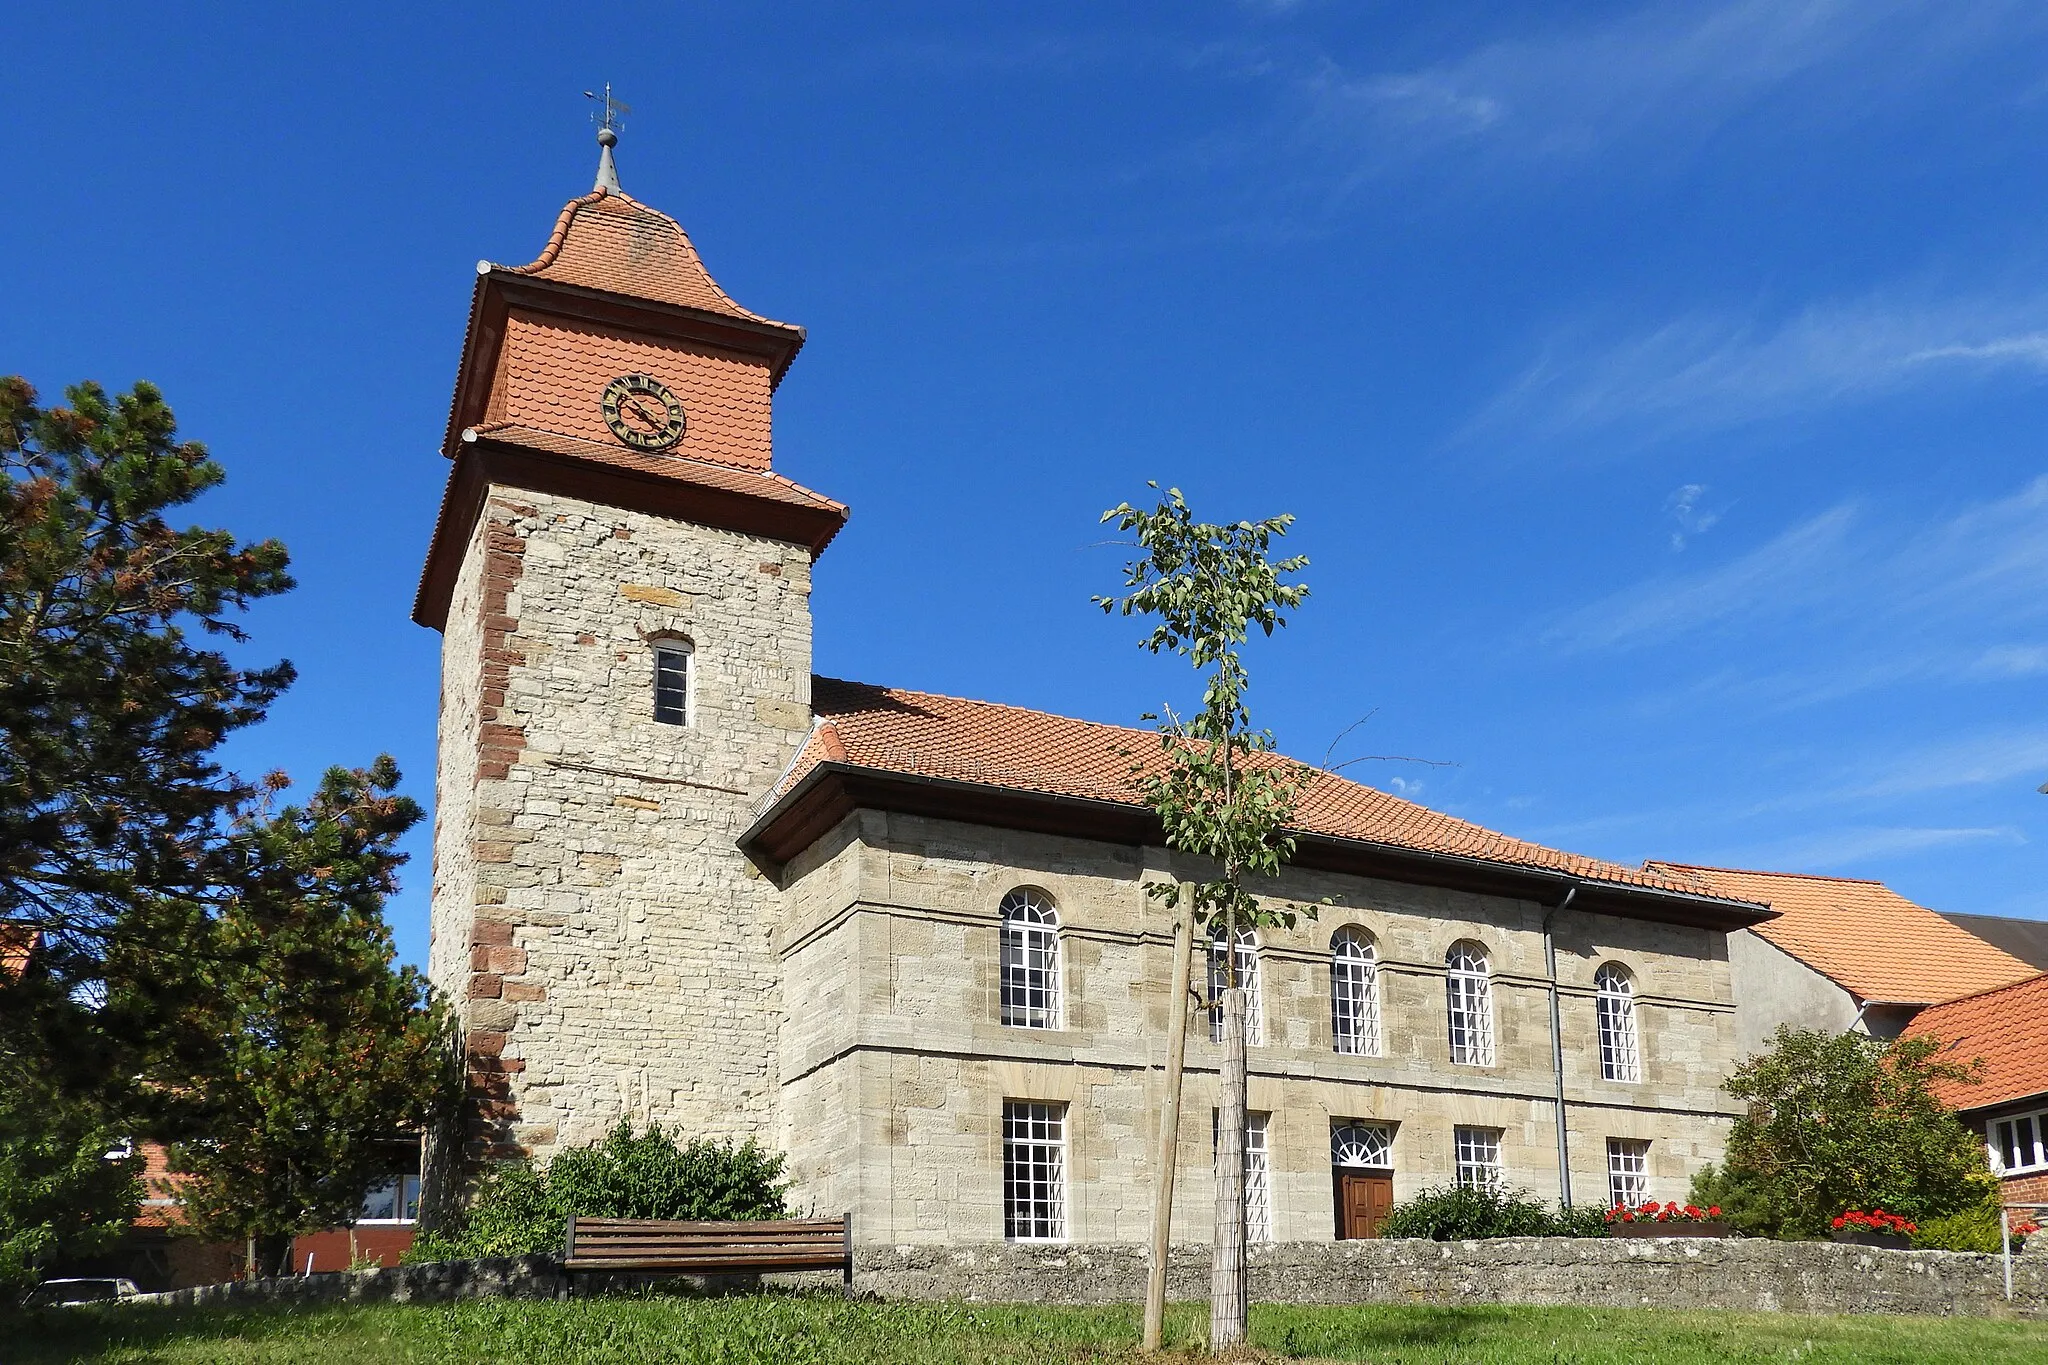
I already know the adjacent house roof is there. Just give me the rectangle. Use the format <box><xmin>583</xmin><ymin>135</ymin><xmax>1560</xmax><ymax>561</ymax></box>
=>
<box><xmin>1938</xmin><ymin>911</ymin><xmax>2048</xmax><ymax>973</ymax></box>
<box><xmin>744</xmin><ymin>679</ymin><xmax>1775</xmax><ymax>928</ymax></box>
<box><xmin>0</xmin><ymin>926</ymin><xmax>32</xmax><ymax>982</ymax></box>
<box><xmin>1643</xmin><ymin>863</ymin><xmax>2037</xmax><ymax>1007</ymax></box>
<box><xmin>1905</xmin><ymin>971</ymin><xmax>2048</xmax><ymax>1112</ymax></box>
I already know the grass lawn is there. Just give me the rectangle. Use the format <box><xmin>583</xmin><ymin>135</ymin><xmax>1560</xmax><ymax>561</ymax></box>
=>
<box><xmin>8</xmin><ymin>1294</ymin><xmax>2048</xmax><ymax>1364</ymax></box>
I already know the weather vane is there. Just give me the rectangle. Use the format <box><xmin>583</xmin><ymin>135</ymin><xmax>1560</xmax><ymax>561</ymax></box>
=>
<box><xmin>584</xmin><ymin>83</ymin><xmax>631</xmax><ymax>136</ymax></box>
<box><xmin>584</xmin><ymin>84</ymin><xmax>631</xmax><ymax>192</ymax></box>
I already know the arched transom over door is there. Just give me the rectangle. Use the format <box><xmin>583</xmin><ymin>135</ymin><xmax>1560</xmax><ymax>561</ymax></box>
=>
<box><xmin>1330</xmin><ymin>1122</ymin><xmax>1395</xmax><ymax>1240</ymax></box>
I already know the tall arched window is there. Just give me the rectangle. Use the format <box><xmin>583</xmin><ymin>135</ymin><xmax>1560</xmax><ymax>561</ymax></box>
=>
<box><xmin>999</xmin><ymin>889</ymin><xmax>1061</xmax><ymax>1029</ymax></box>
<box><xmin>1330</xmin><ymin>929</ymin><xmax>1383</xmax><ymax>1057</ymax></box>
<box><xmin>1445</xmin><ymin>942</ymin><xmax>1495</xmax><ymax>1067</ymax></box>
<box><xmin>1595</xmin><ymin>962</ymin><xmax>1642</xmax><ymax>1083</ymax></box>
<box><xmin>1208</xmin><ymin>928</ymin><xmax>1263</xmax><ymax>1046</ymax></box>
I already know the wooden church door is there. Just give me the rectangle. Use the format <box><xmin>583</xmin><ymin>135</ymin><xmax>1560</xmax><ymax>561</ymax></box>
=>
<box><xmin>1336</xmin><ymin>1172</ymin><xmax>1394</xmax><ymax>1239</ymax></box>
<box><xmin>1331</xmin><ymin>1122</ymin><xmax>1395</xmax><ymax>1239</ymax></box>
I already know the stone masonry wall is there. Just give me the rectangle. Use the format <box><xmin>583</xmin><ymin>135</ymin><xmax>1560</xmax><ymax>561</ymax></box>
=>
<box><xmin>429</xmin><ymin>482</ymin><xmax>815</xmax><ymax>1165</ymax></box>
<box><xmin>855</xmin><ymin>1237</ymin><xmax>2048</xmax><ymax>1319</ymax></box>
<box><xmin>777</xmin><ymin>810</ymin><xmax>1743</xmax><ymax>1245</ymax></box>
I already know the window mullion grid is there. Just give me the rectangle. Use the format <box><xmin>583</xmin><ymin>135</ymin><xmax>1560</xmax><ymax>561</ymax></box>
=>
<box><xmin>1003</xmin><ymin>1102</ymin><xmax>1066</xmax><ymax>1242</ymax></box>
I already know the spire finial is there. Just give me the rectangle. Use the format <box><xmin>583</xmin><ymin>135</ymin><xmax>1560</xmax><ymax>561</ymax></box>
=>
<box><xmin>583</xmin><ymin>83</ymin><xmax>631</xmax><ymax>193</ymax></box>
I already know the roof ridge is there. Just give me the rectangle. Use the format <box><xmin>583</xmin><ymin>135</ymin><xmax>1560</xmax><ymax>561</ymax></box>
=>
<box><xmin>1917</xmin><ymin>967</ymin><xmax>2048</xmax><ymax>1014</ymax></box>
<box><xmin>813</xmin><ymin>677</ymin><xmax>1693</xmax><ymax>891</ymax></box>
<box><xmin>1645</xmin><ymin>861</ymin><xmax>1886</xmax><ymax>886</ymax></box>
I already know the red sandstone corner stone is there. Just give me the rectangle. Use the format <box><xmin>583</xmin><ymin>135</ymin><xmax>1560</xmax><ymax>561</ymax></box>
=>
<box><xmin>468</xmin><ymin>973</ymin><xmax>503</xmax><ymax>999</ymax></box>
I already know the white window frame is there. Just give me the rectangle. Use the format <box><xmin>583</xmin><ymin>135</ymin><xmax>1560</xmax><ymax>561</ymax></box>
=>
<box><xmin>358</xmin><ymin>1173</ymin><xmax>422</xmax><ymax>1225</ymax></box>
<box><xmin>1003</xmin><ymin>1101</ymin><xmax>1067</xmax><ymax>1242</ymax></box>
<box><xmin>1330</xmin><ymin>1122</ymin><xmax>1394</xmax><ymax>1170</ymax></box>
<box><xmin>1213</xmin><ymin>1109</ymin><xmax>1275</xmax><ymax>1243</ymax></box>
<box><xmin>998</xmin><ymin>889</ymin><xmax>1062</xmax><ymax>1030</ymax></box>
<box><xmin>1595</xmin><ymin>963</ymin><xmax>1642</xmax><ymax>1084</ymax></box>
<box><xmin>1208</xmin><ymin>928</ymin><xmax>1264</xmax><ymax>1046</ymax></box>
<box><xmin>1990</xmin><ymin>1110</ymin><xmax>2048</xmax><ymax>1176</ymax></box>
<box><xmin>1330</xmin><ymin>929</ymin><xmax>1384</xmax><ymax>1057</ymax></box>
<box><xmin>1453</xmin><ymin>1126</ymin><xmax>1504</xmax><ymax>1191</ymax></box>
<box><xmin>1445</xmin><ymin>942</ymin><xmax>1495</xmax><ymax>1067</ymax></box>
<box><xmin>652</xmin><ymin>640</ymin><xmax>691</xmax><ymax>727</ymax></box>
<box><xmin>1606</xmin><ymin>1137</ymin><xmax>1650</xmax><ymax>1209</ymax></box>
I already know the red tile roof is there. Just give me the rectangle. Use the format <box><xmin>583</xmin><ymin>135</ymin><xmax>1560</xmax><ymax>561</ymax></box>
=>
<box><xmin>499</xmin><ymin>190</ymin><xmax>794</xmax><ymax>329</ymax></box>
<box><xmin>781</xmin><ymin>679</ymin><xmax>1748</xmax><ymax>899</ymax></box>
<box><xmin>0</xmin><ymin>926</ymin><xmax>31</xmax><ymax>982</ymax></box>
<box><xmin>1644</xmin><ymin>863</ymin><xmax>2037</xmax><ymax>1006</ymax></box>
<box><xmin>466</xmin><ymin>424</ymin><xmax>845</xmax><ymax>515</ymax></box>
<box><xmin>1906</xmin><ymin>971</ymin><xmax>2048</xmax><ymax>1111</ymax></box>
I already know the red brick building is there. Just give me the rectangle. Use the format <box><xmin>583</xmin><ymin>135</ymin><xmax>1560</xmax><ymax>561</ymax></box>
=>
<box><xmin>1907</xmin><ymin>972</ymin><xmax>2048</xmax><ymax>1208</ymax></box>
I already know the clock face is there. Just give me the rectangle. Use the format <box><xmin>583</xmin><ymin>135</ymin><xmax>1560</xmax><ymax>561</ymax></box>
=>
<box><xmin>600</xmin><ymin>374</ymin><xmax>687</xmax><ymax>451</ymax></box>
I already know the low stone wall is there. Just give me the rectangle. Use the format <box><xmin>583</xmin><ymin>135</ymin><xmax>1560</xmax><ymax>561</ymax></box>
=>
<box><xmin>129</xmin><ymin>1256</ymin><xmax>567</xmax><ymax>1308</ymax></box>
<box><xmin>855</xmin><ymin>1237</ymin><xmax>2048</xmax><ymax>1319</ymax></box>
<box><xmin>126</xmin><ymin>1238</ymin><xmax>2046</xmax><ymax>1320</ymax></box>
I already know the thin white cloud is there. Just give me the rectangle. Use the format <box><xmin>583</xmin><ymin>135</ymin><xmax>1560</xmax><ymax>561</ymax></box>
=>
<box><xmin>1710</xmin><ymin>824</ymin><xmax>2023</xmax><ymax>871</ymax></box>
<box><xmin>1664</xmin><ymin>483</ymin><xmax>1722</xmax><ymax>551</ymax></box>
<box><xmin>1470</xmin><ymin>290</ymin><xmax>2048</xmax><ymax>444</ymax></box>
<box><xmin>1297</xmin><ymin>0</ymin><xmax>2039</xmax><ymax>171</ymax></box>
<box><xmin>1546</xmin><ymin>475</ymin><xmax>2048</xmax><ymax>657</ymax></box>
<box><xmin>1544</xmin><ymin>503</ymin><xmax>1856</xmax><ymax>651</ymax></box>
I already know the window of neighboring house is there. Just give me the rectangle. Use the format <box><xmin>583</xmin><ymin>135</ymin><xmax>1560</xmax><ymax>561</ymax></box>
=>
<box><xmin>1453</xmin><ymin>1126</ymin><xmax>1504</xmax><ymax>1191</ymax></box>
<box><xmin>1330</xmin><ymin>929</ymin><xmax>1384</xmax><ymax>1057</ymax></box>
<box><xmin>359</xmin><ymin>1174</ymin><xmax>422</xmax><ymax>1224</ymax></box>
<box><xmin>1207</xmin><ymin>928</ymin><xmax>1264</xmax><ymax>1046</ymax></box>
<box><xmin>1212</xmin><ymin>1109</ymin><xmax>1274</xmax><ymax>1243</ymax></box>
<box><xmin>653</xmin><ymin>641</ymin><xmax>691</xmax><ymax>726</ymax></box>
<box><xmin>1445</xmin><ymin>943</ymin><xmax>1495</xmax><ymax>1067</ymax></box>
<box><xmin>1003</xmin><ymin>1101</ymin><xmax>1067</xmax><ymax>1242</ymax></box>
<box><xmin>1606</xmin><ymin>1138</ymin><xmax>1650</xmax><ymax>1208</ymax></box>
<box><xmin>1595</xmin><ymin>963</ymin><xmax>1642</xmax><ymax>1084</ymax></box>
<box><xmin>998</xmin><ymin>889</ymin><xmax>1061</xmax><ymax>1029</ymax></box>
<box><xmin>1990</xmin><ymin>1111</ymin><xmax>2048</xmax><ymax>1176</ymax></box>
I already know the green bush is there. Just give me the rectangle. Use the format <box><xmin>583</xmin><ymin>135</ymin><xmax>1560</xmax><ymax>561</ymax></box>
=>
<box><xmin>1379</xmin><ymin>1184</ymin><xmax>1594</xmax><ymax>1240</ymax></box>
<box><xmin>1910</xmin><ymin>1187</ymin><xmax>2033</xmax><ymax>1254</ymax></box>
<box><xmin>1686</xmin><ymin>1027</ymin><xmax>1991</xmax><ymax>1240</ymax></box>
<box><xmin>407</xmin><ymin>1122</ymin><xmax>788</xmax><ymax>1262</ymax></box>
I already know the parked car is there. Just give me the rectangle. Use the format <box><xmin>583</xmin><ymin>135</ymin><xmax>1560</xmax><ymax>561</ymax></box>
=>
<box><xmin>23</xmin><ymin>1277</ymin><xmax>141</xmax><ymax>1306</ymax></box>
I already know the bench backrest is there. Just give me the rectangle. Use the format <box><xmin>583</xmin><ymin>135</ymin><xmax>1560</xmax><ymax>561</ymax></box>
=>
<box><xmin>563</xmin><ymin>1214</ymin><xmax>852</xmax><ymax>1278</ymax></box>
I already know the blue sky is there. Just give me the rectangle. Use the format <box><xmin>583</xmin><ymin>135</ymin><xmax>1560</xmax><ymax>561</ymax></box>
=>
<box><xmin>7</xmin><ymin>2</ymin><xmax>2048</xmax><ymax>968</ymax></box>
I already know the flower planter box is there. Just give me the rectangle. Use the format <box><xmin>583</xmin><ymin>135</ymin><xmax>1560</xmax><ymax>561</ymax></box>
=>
<box><xmin>1607</xmin><ymin>1222</ymin><xmax>1733</xmax><ymax>1239</ymax></box>
<box><xmin>1831</xmin><ymin>1230</ymin><xmax>1913</xmax><ymax>1251</ymax></box>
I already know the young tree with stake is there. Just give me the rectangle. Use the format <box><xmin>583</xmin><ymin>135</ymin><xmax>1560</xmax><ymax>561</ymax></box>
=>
<box><xmin>1098</xmin><ymin>486</ymin><xmax>1313</xmax><ymax>1351</ymax></box>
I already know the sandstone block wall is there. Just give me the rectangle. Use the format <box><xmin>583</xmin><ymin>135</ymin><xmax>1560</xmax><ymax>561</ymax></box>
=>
<box><xmin>777</xmin><ymin>810</ymin><xmax>1743</xmax><ymax>1246</ymax></box>
<box><xmin>428</xmin><ymin>483</ymin><xmax>815</xmax><ymax>1165</ymax></box>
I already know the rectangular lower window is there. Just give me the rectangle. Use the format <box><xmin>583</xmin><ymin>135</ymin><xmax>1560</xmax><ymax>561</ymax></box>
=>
<box><xmin>358</xmin><ymin>1174</ymin><xmax>422</xmax><ymax>1224</ymax></box>
<box><xmin>653</xmin><ymin>643</ymin><xmax>690</xmax><ymax>726</ymax></box>
<box><xmin>1606</xmin><ymin>1138</ymin><xmax>1650</xmax><ymax>1209</ymax></box>
<box><xmin>1991</xmin><ymin>1111</ymin><xmax>2048</xmax><ymax>1175</ymax></box>
<box><xmin>1453</xmin><ymin>1126</ymin><xmax>1503</xmax><ymax>1191</ymax></box>
<box><xmin>1003</xmin><ymin>1101</ymin><xmax>1066</xmax><ymax>1242</ymax></box>
<box><xmin>1211</xmin><ymin>1109</ymin><xmax>1274</xmax><ymax>1243</ymax></box>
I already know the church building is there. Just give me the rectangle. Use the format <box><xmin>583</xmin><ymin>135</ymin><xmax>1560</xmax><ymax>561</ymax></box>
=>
<box><xmin>416</xmin><ymin>132</ymin><xmax>1773</xmax><ymax>1245</ymax></box>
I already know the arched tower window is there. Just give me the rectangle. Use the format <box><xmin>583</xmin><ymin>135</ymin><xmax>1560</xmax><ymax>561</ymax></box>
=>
<box><xmin>1207</xmin><ymin>927</ymin><xmax>1264</xmax><ymax>1046</ymax></box>
<box><xmin>1330</xmin><ymin>929</ymin><xmax>1383</xmax><ymax>1057</ymax></box>
<box><xmin>1445</xmin><ymin>942</ymin><xmax>1495</xmax><ymax>1067</ymax></box>
<box><xmin>999</xmin><ymin>889</ymin><xmax>1061</xmax><ymax>1029</ymax></box>
<box><xmin>652</xmin><ymin>640</ymin><xmax>691</xmax><ymax>726</ymax></box>
<box><xmin>1595</xmin><ymin>962</ymin><xmax>1642</xmax><ymax>1083</ymax></box>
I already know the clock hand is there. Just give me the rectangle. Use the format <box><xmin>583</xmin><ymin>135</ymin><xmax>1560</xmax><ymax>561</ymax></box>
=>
<box><xmin>625</xmin><ymin>397</ymin><xmax>664</xmax><ymax>429</ymax></box>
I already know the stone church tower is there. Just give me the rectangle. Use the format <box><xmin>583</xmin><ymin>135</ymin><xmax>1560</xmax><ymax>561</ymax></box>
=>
<box><xmin>414</xmin><ymin>135</ymin><xmax>846</xmax><ymax>1165</ymax></box>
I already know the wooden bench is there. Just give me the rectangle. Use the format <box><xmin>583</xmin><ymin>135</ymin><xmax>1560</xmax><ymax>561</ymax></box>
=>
<box><xmin>561</xmin><ymin>1215</ymin><xmax>853</xmax><ymax>1284</ymax></box>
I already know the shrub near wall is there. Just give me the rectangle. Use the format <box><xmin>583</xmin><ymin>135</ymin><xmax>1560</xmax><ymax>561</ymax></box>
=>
<box><xmin>1377</xmin><ymin>1185</ymin><xmax>1609</xmax><ymax>1241</ymax></box>
<box><xmin>410</xmin><ymin>1123</ymin><xmax>786</xmax><ymax>1261</ymax></box>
